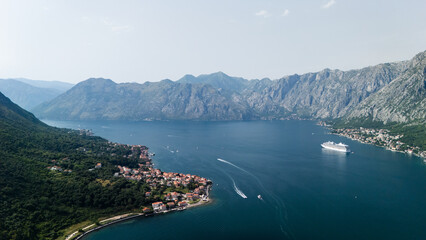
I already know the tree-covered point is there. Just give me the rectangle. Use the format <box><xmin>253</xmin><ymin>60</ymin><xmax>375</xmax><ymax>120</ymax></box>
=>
<box><xmin>0</xmin><ymin>92</ymin><xmax>158</xmax><ymax>239</ymax></box>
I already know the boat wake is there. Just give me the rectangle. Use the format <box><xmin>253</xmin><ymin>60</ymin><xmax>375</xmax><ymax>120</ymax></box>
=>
<box><xmin>164</xmin><ymin>145</ymin><xmax>177</xmax><ymax>154</ymax></box>
<box><xmin>231</xmin><ymin>178</ymin><xmax>247</xmax><ymax>199</ymax></box>
<box><xmin>217</xmin><ymin>157</ymin><xmax>294</xmax><ymax>239</ymax></box>
<box><xmin>217</xmin><ymin>158</ymin><xmax>251</xmax><ymax>175</ymax></box>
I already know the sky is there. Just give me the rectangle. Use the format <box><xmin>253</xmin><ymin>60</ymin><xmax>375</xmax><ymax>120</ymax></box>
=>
<box><xmin>0</xmin><ymin>0</ymin><xmax>425</xmax><ymax>84</ymax></box>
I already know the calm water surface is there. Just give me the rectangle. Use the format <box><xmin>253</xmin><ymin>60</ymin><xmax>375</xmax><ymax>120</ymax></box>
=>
<box><xmin>43</xmin><ymin>120</ymin><xmax>426</xmax><ymax>240</ymax></box>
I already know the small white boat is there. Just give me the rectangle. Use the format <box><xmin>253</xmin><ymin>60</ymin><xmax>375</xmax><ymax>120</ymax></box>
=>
<box><xmin>257</xmin><ymin>195</ymin><xmax>262</xmax><ymax>200</ymax></box>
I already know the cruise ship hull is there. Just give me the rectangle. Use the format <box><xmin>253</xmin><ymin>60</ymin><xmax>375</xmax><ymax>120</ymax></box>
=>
<box><xmin>321</xmin><ymin>143</ymin><xmax>350</xmax><ymax>153</ymax></box>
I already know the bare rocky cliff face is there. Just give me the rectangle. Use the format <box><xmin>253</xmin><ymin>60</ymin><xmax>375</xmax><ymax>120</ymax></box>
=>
<box><xmin>345</xmin><ymin>51</ymin><xmax>426</xmax><ymax>124</ymax></box>
<box><xmin>33</xmin><ymin>51</ymin><xmax>425</xmax><ymax>123</ymax></box>
<box><xmin>241</xmin><ymin>61</ymin><xmax>407</xmax><ymax>119</ymax></box>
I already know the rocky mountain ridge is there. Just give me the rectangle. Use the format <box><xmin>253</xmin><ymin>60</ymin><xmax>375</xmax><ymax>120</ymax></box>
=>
<box><xmin>33</xmin><ymin>50</ymin><xmax>425</xmax><ymax>123</ymax></box>
<box><xmin>34</xmin><ymin>78</ymin><xmax>252</xmax><ymax>120</ymax></box>
<box><xmin>346</xmin><ymin>51</ymin><xmax>425</xmax><ymax>124</ymax></box>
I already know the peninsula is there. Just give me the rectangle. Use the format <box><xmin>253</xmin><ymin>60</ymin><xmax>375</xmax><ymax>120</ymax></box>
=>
<box><xmin>62</xmin><ymin>142</ymin><xmax>212</xmax><ymax>240</ymax></box>
<box><xmin>0</xmin><ymin>91</ymin><xmax>212</xmax><ymax>240</ymax></box>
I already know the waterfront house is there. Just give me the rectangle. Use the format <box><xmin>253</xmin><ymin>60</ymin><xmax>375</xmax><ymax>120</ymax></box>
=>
<box><xmin>167</xmin><ymin>202</ymin><xmax>175</xmax><ymax>209</ymax></box>
<box><xmin>152</xmin><ymin>202</ymin><xmax>164</xmax><ymax>211</ymax></box>
<box><xmin>142</xmin><ymin>207</ymin><xmax>151</xmax><ymax>213</ymax></box>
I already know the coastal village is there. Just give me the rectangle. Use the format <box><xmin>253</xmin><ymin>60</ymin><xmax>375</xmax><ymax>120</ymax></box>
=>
<box><xmin>60</xmin><ymin>139</ymin><xmax>212</xmax><ymax>240</ymax></box>
<box><xmin>47</xmin><ymin>139</ymin><xmax>212</xmax><ymax>212</ymax></box>
<box><xmin>115</xmin><ymin>145</ymin><xmax>211</xmax><ymax>213</ymax></box>
<box><xmin>104</xmin><ymin>142</ymin><xmax>211</xmax><ymax>212</ymax></box>
<box><xmin>332</xmin><ymin>127</ymin><xmax>426</xmax><ymax>159</ymax></box>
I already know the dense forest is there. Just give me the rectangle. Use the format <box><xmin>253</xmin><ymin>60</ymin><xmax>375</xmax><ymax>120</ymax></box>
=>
<box><xmin>0</xmin><ymin>92</ymin><xmax>161</xmax><ymax>239</ymax></box>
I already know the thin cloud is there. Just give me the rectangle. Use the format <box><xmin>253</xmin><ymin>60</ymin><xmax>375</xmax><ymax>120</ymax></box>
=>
<box><xmin>80</xmin><ymin>17</ymin><xmax>133</xmax><ymax>33</ymax></box>
<box><xmin>111</xmin><ymin>25</ymin><xmax>132</xmax><ymax>33</ymax></box>
<box><xmin>101</xmin><ymin>19</ymin><xmax>133</xmax><ymax>33</ymax></box>
<box><xmin>282</xmin><ymin>9</ymin><xmax>290</xmax><ymax>17</ymax></box>
<box><xmin>322</xmin><ymin>0</ymin><xmax>336</xmax><ymax>9</ymax></box>
<box><xmin>255</xmin><ymin>10</ymin><xmax>270</xmax><ymax>18</ymax></box>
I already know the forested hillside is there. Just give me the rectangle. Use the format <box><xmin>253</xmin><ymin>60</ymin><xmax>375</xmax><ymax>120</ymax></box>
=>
<box><xmin>0</xmin><ymin>92</ymin><xmax>155</xmax><ymax>239</ymax></box>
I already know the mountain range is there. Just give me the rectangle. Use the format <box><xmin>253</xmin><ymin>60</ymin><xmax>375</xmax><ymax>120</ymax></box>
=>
<box><xmin>0</xmin><ymin>78</ymin><xmax>73</xmax><ymax>110</ymax></box>
<box><xmin>33</xmin><ymin>50</ymin><xmax>425</xmax><ymax>124</ymax></box>
<box><xmin>346</xmin><ymin>52</ymin><xmax>425</xmax><ymax>124</ymax></box>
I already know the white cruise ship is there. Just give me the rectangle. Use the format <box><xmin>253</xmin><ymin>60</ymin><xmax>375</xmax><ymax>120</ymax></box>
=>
<box><xmin>321</xmin><ymin>141</ymin><xmax>350</xmax><ymax>153</ymax></box>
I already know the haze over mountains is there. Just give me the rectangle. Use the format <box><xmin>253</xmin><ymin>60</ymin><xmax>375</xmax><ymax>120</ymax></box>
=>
<box><xmin>32</xmin><ymin>50</ymin><xmax>425</xmax><ymax>124</ymax></box>
<box><xmin>0</xmin><ymin>78</ymin><xmax>73</xmax><ymax>110</ymax></box>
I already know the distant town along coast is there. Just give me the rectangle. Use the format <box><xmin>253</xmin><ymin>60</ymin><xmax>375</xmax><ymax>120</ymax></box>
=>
<box><xmin>317</xmin><ymin>121</ymin><xmax>426</xmax><ymax>160</ymax></box>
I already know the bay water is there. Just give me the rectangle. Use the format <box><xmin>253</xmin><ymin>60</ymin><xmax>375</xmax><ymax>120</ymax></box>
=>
<box><xmin>43</xmin><ymin>120</ymin><xmax>426</xmax><ymax>240</ymax></box>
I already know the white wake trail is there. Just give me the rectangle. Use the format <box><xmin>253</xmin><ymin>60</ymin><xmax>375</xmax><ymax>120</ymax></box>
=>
<box><xmin>217</xmin><ymin>158</ymin><xmax>251</xmax><ymax>175</ymax></box>
<box><xmin>217</xmin><ymin>157</ymin><xmax>294</xmax><ymax>239</ymax></box>
<box><xmin>231</xmin><ymin>178</ymin><xmax>247</xmax><ymax>199</ymax></box>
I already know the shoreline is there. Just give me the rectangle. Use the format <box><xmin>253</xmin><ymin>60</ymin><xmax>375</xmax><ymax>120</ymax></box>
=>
<box><xmin>65</xmin><ymin>184</ymin><xmax>212</xmax><ymax>240</ymax></box>
<box><xmin>73</xmin><ymin>214</ymin><xmax>144</xmax><ymax>240</ymax></box>
<box><xmin>318</xmin><ymin>121</ymin><xmax>425</xmax><ymax>160</ymax></box>
<box><xmin>331</xmin><ymin>131</ymin><xmax>425</xmax><ymax>160</ymax></box>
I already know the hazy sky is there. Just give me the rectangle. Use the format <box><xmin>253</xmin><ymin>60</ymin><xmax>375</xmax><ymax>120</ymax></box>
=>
<box><xmin>0</xmin><ymin>0</ymin><xmax>425</xmax><ymax>84</ymax></box>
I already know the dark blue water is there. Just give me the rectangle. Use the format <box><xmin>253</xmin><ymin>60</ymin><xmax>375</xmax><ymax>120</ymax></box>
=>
<box><xmin>43</xmin><ymin>120</ymin><xmax>426</xmax><ymax>240</ymax></box>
